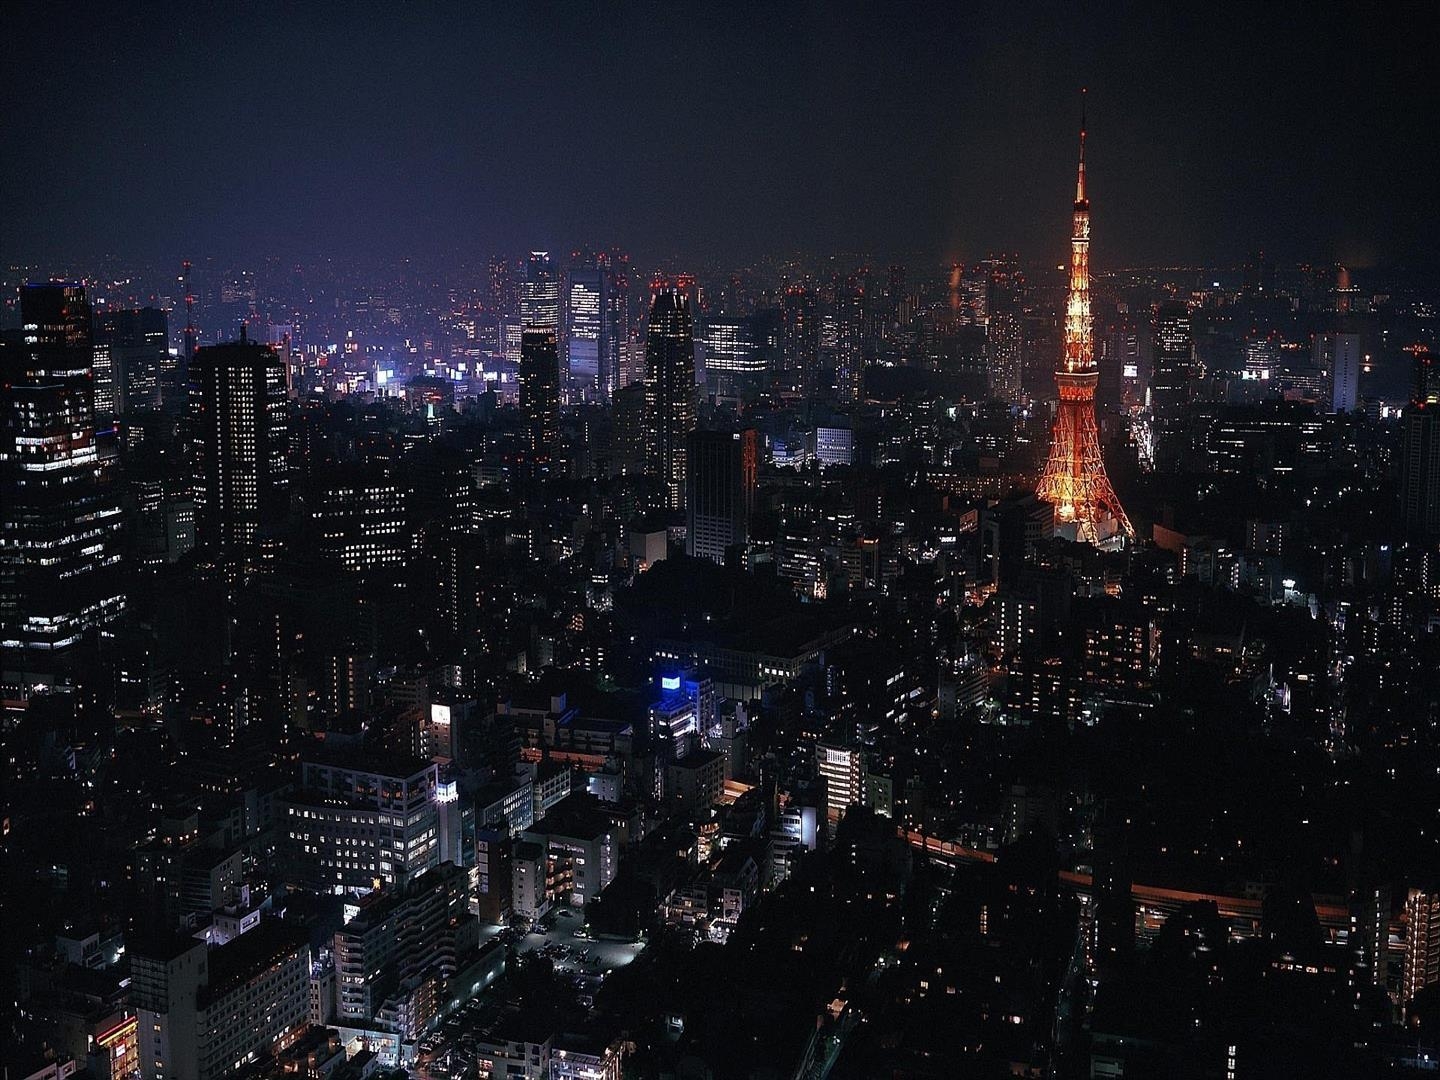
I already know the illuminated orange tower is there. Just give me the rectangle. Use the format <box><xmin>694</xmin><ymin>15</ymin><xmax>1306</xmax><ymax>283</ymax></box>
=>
<box><xmin>1035</xmin><ymin>94</ymin><xmax>1134</xmax><ymax>546</ymax></box>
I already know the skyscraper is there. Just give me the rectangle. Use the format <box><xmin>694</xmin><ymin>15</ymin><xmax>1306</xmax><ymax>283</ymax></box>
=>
<box><xmin>519</xmin><ymin>328</ymin><xmax>561</xmax><ymax>467</ymax></box>
<box><xmin>1401</xmin><ymin>351</ymin><xmax>1440</xmax><ymax>538</ymax></box>
<box><xmin>643</xmin><ymin>287</ymin><xmax>697</xmax><ymax>509</ymax></box>
<box><xmin>685</xmin><ymin>429</ymin><xmax>757</xmax><ymax>563</ymax></box>
<box><xmin>188</xmin><ymin>335</ymin><xmax>289</xmax><ymax>561</ymax></box>
<box><xmin>603</xmin><ymin>256</ymin><xmax>630</xmax><ymax>396</ymax></box>
<box><xmin>611</xmin><ymin>382</ymin><xmax>648</xmax><ymax>476</ymax></box>
<box><xmin>565</xmin><ymin>265</ymin><xmax>607</xmax><ymax>401</ymax></box>
<box><xmin>1034</xmin><ymin>102</ymin><xmax>1134</xmax><ymax>547</ymax></box>
<box><xmin>521</xmin><ymin>251</ymin><xmax>560</xmax><ymax>331</ymax></box>
<box><xmin>0</xmin><ymin>284</ymin><xmax>125</xmax><ymax>684</ymax></box>
<box><xmin>93</xmin><ymin>307</ymin><xmax>168</xmax><ymax>417</ymax></box>
<box><xmin>700</xmin><ymin>316</ymin><xmax>766</xmax><ymax>377</ymax></box>
<box><xmin>1151</xmin><ymin>301</ymin><xmax>1193</xmax><ymax>466</ymax></box>
<box><xmin>830</xmin><ymin>284</ymin><xmax>864</xmax><ymax>402</ymax></box>
<box><xmin>1314</xmin><ymin>331</ymin><xmax>1361</xmax><ymax>414</ymax></box>
<box><xmin>781</xmin><ymin>286</ymin><xmax>819</xmax><ymax>394</ymax></box>
<box><xmin>984</xmin><ymin>256</ymin><xmax>1024</xmax><ymax>404</ymax></box>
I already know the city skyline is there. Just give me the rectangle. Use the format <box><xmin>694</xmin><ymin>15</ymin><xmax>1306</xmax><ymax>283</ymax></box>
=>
<box><xmin>5</xmin><ymin>7</ymin><xmax>1440</xmax><ymax>1080</ymax></box>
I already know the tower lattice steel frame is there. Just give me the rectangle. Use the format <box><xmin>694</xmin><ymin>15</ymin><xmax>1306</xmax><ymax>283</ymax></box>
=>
<box><xmin>1035</xmin><ymin>95</ymin><xmax>1134</xmax><ymax>546</ymax></box>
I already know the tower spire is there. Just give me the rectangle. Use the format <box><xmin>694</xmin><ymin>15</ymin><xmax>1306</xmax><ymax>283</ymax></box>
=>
<box><xmin>1035</xmin><ymin>92</ymin><xmax>1134</xmax><ymax>547</ymax></box>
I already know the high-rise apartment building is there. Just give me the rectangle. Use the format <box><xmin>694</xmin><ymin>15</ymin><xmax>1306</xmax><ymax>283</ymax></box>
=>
<box><xmin>781</xmin><ymin>286</ymin><xmax>819</xmax><ymax>393</ymax></box>
<box><xmin>987</xmin><ymin>309</ymin><xmax>1024</xmax><ymax>405</ymax></box>
<box><xmin>1404</xmin><ymin>887</ymin><xmax>1440</xmax><ymax>1005</ymax></box>
<box><xmin>188</xmin><ymin>337</ymin><xmax>289</xmax><ymax>560</ymax></box>
<box><xmin>332</xmin><ymin>862</ymin><xmax>477</xmax><ymax>1038</ymax></box>
<box><xmin>0</xmin><ymin>284</ymin><xmax>125</xmax><ymax>685</ymax></box>
<box><xmin>817</xmin><ymin>742</ymin><xmax>864</xmax><ymax>838</ymax></box>
<box><xmin>642</xmin><ymin>288</ymin><xmax>697</xmax><ymax>509</ymax></box>
<box><xmin>828</xmin><ymin>286</ymin><xmax>864</xmax><ymax>402</ymax></box>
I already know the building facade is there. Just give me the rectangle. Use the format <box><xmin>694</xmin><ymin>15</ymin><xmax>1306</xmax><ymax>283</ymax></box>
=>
<box><xmin>642</xmin><ymin>288</ymin><xmax>697</xmax><ymax>510</ymax></box>
<box><xmin>0</xmin><ymin>284</ymin><xmax>125</xmax><ymax>686</ymax></box>
<box><xmin>188</xmin><ymin>338</ymin><xmax>289</xmax><ymax>561</ymax></box>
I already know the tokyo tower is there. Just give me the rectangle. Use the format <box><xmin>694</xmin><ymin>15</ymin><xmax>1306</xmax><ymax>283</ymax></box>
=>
<box><xmin>1035</xmin><ymin>94</ymin><xmax>1134</xmax><ymax>547</ymax></box>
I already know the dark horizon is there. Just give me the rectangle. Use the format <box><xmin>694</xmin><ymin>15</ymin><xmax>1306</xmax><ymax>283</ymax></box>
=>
<box><xmin>3</xmin><ymin>1</ymin><xmax>1437</xmax><ymax>271</ymax></box>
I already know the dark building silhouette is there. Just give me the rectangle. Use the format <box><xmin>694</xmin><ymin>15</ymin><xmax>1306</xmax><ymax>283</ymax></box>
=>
<box><xmin>305</xmin><ymin>465</ymin><xmax>407</xmax><ymax>574</ymax></box>
<box><xmin>781</xmin><ymin>285</ymin><xmax>819</xmax><ymax>394</ymax></box>
<box><xmin>1401</xmin><ymin>350</ymin><xmax>1440</xmax><ymax>537</ymax></box>
<box><xmin>1151</xmin><ymin>300</ymin><xmax>1193</xmax><ymax>467</ymax></box>
<box><xmin>0</xmin><ymin>284</ymin><xmax>125</xmax><ymax>686</ymax></box>
<box><xmin>188</xmin><ymin>336</ymin><xmax>289</xmax><ymax>561</ymax></box>
<box><xmin>685</xmin><ymin>429</ymin><xmax>757</xmax><ymax>564</ymax></box>
<box><xmin>519</xmin><ymin>328</ymin><xmax>561</xmax><ymax>468</ymax></box>
<box><xmin>611</xmin><ymin>381</ymin><xmax>648</xmax><ymax>477</ymax></box>
<box><xmin>643</xmin><ymin>287</ymin><xmax>697</xmax><ymax>509</ymax></box>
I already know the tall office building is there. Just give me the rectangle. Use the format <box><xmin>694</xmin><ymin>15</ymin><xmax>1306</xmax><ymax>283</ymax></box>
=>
<box><xmin>93</xmin><ymin>307</ymin><xmax>168</xmax><ymax>416</ymax></box>
<box><xmin>0</xmin><ymin>284</ymin><xmax>125</xmax><ymax>685</ymax></box>
<box><xmin>563</xmin><ymin>251</ymin><xmax>629</xmax><ymax>401</ymax></box>
<box><xmin>1314</xmin><ymin>331</ymin><xmax>1361</xmax><ymax>414</ymax></box>
<box><xmin>519</xmin><ymin>329</ymin><xmax>560</xmax><ymax>466</ymax></box>
<box><xmin>306</xmin><ymin>465</ymin><xmax>407</xmax><ymax>573</ymax></box>
<box><xmin>1401</xmin><ymin>351</ymin><xmax>1440</xmax><ymax>538</ymax></box>
<box><xmin>700</xmin><ymin>316</ymin><xmax>766</xmax><ymax>376</ymax></box>
<box><xmin>189</xmin><ymin>337</ymin><xmax>288</xmax><ymax>561</ymax></box>
<box><xmin>1034</xmin><ymin>105</ymin><xmax>1134</xmax><ymax>546</ymax></box>
<box><xmin>685</xmin><ymin>429</ymin><xmax>757</xmax><ymax>563</ymax></box>
<box><xmin>643</xmin><ymin>287</ymin><xmax>697</xmax><ymax>509</ymax></box>
<box><xmin>604</xmin><ymin>258</ymin><xmax>630</xmax><ymax>394</ymax></box>
<box><xmin>521</xmin><ymin>251</ymin><xmax>560</xmax><ymax>331</ymax></box>
<box><xmin>1151</xmin><ymin>301</ymin><xmax>1193</xmax><ymax>467</ymax></box>
<box><xmin>565</xmin><ymin>266</ymin><xmax>607</xmax><ymax>401</ymax></box>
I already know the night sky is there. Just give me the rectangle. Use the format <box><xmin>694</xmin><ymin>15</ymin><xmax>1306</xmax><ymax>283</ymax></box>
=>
<box><xmin>4</xmin><ymin>1</ymin><xmax>1437</xmax><ymax>269</ymax></box>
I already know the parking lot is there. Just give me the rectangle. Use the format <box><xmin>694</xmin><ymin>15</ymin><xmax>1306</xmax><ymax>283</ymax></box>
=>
<box><xmin>415</xmin><ymin>912</ymin><xmax>646</xmax><ymax>1074</ymax></box>
<box><xmin>514</xmin><ymin>908</ymin><xmax>646</xmax><ymax>975</ymax></box>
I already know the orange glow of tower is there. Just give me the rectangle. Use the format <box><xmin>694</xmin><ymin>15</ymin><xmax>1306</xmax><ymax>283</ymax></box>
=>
<box><xmin>1035</xmin><ymin>93</ymin><xmax>1134</xmax><ymax>547</ymax></box>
